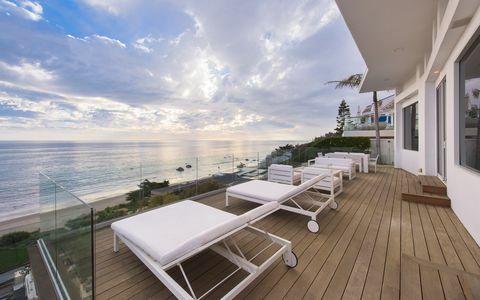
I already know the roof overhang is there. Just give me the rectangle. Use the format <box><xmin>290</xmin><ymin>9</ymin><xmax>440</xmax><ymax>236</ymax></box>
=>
<box><xmin>335</xmin><ymin>0</ymin><xmax>437</xmax><ymax>92</ymax></box>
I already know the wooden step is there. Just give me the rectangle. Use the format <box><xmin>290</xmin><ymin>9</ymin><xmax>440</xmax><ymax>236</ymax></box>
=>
<box><xmin>418</xmin><ymin>175</ymin><xmax>447</xmax><ymax>196</ymax></box>
<box><xmin>401</xmin><ymin>192</ymin><xmax>451</xmax><ymax>207</ymax></box>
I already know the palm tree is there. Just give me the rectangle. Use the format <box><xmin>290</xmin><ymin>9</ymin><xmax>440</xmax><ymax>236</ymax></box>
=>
<box><xmin>327</xmin><ymin>73</ymin><xmax>381</xmax><ymax>162</ymax></box>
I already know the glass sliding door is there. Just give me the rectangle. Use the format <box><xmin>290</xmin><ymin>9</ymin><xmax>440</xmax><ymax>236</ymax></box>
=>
<box><xmin>437</xmin><ymin>78</ymin><xmax>446</xmax><ymax>180</ymax></box>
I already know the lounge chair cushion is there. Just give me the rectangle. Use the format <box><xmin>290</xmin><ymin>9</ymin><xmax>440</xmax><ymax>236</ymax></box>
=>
<box><xmin>112</xmin><ymin>200</ymin><xmax>249</xmax><ymax>266</ymax></box>
<box><xmin>227</xmin><ymin>176</ymin><xmax>323</xmax><ymax>203</ymax></box>
<box><xmin>227</xmin><ymin>180</ymin><xmax>296</xmax><ymax>203</ymax></box>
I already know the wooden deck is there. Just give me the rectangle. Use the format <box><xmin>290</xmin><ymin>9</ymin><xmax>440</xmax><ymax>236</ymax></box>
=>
<box><xmin>94</xmin><ymin>166</ymin><xmax>480</xmax><ymax>299</ymax></box>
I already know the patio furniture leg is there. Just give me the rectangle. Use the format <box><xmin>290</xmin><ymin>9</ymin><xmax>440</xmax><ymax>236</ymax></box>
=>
<box><xmin>114</xmin><ymin>233</ymin><xmax>119</xmax><ymax>252</ymax></box>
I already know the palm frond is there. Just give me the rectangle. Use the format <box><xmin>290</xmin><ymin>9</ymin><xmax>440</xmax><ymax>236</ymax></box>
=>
<box><xmin>473</xmin><ymin>88</ymin><xmax>480</xmax><ymax>98</ymax></box>
<box><xmin>326</xmin><ymin>73</ymin><xmax>363</xmax><ymax>89</ymax></box>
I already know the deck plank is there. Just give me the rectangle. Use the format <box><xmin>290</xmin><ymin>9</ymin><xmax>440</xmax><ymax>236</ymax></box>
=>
<box><xmin>361</xmin><ymin>169</ymin><xmax>397</xmax><ymax>299</ymax></box>
<box><xmin>321</xmin><ymin>165</ymin><xmax>396</xmax><ymax>299</ymax></box>
<box><xmin>238</xmin><ymin>169</ymin><xmax>370</xmax><ymax>299</ymax></box>
<box><xmin>280</xmin><ymin>168</ymin><xmax>391</xmax><ymax>299</ymax></box>
<box><xmin>343</xmin><ymin>168</ymin><xmax>399</xmax><ymax>299</ymax></box>
<box><xmin>400</xmin><ymin>169</ymin><xmax>422</xmax><ymax>300</ymax></box>
<box><xmin>418</xmin><ymin>204</ymin><xmax>464</xmax><ymax>299</ymax></box>
<box><xmin>91</xmin><ymin>167</ymin><xmax>480</xmax><ymax>299</ymax></box>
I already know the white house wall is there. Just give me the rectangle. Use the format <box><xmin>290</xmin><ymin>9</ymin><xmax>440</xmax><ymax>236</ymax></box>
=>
<box><xmin>395</xmin><ymin>3</ymin><xmax>480</xmax><ymax>245</ymax></box>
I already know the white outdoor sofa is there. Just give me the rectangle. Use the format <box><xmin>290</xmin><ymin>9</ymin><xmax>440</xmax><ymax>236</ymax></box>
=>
<box><xmin>301</xmin><ymin>167</ymin><xmax>343</xmax><ymax>198</ymax></box>
<box><xmin>112</xmin><ymin>200</ymin><xmax>298</xmax><ymax>300</ymax></box>
<box><xmin>324</xmin><ymin>152</ymin><xmax>364</xmax><ymax>172</ymax></box>
<box><xmin>226</xmin><ymin>174</ymin><xmax>337</xmax><ymax>233</ymax></box>
<box><xmin>268</xmin><ymin>164</ymin><xmax>301</xmax><ymax>185</ymax></box>
<box><xmin>268</xmin><ymin>164</ymin><xmax>343</xmax><ymax>198</ymax></box>
<box><xmin>307</xmin><ymin>157</ymin><xmax>356</xmax><ymax>180</ymax></box>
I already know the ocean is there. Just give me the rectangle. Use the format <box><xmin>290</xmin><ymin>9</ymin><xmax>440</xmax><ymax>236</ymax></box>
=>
<box><xmin>0</xmin><ymin>140</ymin><xmax>300</xmax><ymax>221</ymax></box>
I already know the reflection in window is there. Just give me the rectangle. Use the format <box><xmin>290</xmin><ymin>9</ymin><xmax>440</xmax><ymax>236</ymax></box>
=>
<box><xmin>459</xmin><ymin>34</ymin><xmax>480</xmax><ymax>172</ymax></box>
<box><xmin>403</xmin><ymin>102</ymin><xmax>419</xmax><ymax>151</ymax></box>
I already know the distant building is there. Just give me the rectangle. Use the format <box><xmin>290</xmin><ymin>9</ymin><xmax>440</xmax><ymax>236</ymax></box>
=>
<box><xmin>343</xmin><ymin>94</ymin><xmax>394</xmax><ymax>138</ymax></box>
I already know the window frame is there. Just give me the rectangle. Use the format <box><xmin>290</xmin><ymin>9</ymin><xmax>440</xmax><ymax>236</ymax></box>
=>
<box><xmin>403</xmin><ymin>101</ymin><xmax>419</xmax><ymax>151</ymax></box>
<box><xmin>458</xmin><ymin>32</ymin><xmax>480</xmax><ymax>174</ymax></box>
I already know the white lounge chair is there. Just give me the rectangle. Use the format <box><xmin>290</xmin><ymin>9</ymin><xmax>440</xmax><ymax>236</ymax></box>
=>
<box><xmin>369</xmin><ymin>154</ymin><xmax>379</xmax><ymax>173</ymax></box>
<box><xmin>226</xmin><ymin>175</ymin><xmax>337</xmax><ymax>233</ymax></box>
<box><xmin>112</xmin><ymin>200</ymin><xmax>297</xmax><ymax>300</ymax></box>
<box><xmin>268</xmin><ymin>164</ymin><xmax>301</xmax><ymax>185</ymax></box>
<box><xmin>301</xmin><ymin>167</ymin><xmax>343</xmax><ymax>198</ymax></box>
<box><xmin>307</xmin><ymin>157</ymin><xmax>356</xmax><ymax>180</ymax></box>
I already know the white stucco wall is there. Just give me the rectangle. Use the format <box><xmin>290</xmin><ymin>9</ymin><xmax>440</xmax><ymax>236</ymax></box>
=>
<box><xmin>435</xmin><ymin>6</ymin><xmax>480</xmax><ymax>246</ymax></box>
<box><xmin>395</xmin><ymin>3</ymin><xmax>480</xmax><ymax>245</ymax></box>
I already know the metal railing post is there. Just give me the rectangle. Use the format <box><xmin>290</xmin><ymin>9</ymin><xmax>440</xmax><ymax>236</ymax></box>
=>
<box><xmin>231</xmin><ymin>154</ymin><xmax>235</xmax><ymax>183</ymax></box>
<box><xmin>195</xmin><ymin>157</ymin><xmax>198</xmax><ymax>195</ymax></box>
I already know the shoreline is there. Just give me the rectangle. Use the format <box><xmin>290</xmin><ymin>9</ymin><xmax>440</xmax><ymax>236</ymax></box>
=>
<box><xmin>0</xmin><ymin>172</ymin><xmax>246</xmax><ymax>236</ymax></box>
<box><xmin>0</xmin><ymin>193</ymin><xmax>129</xmax><ymax>236</ymax></box>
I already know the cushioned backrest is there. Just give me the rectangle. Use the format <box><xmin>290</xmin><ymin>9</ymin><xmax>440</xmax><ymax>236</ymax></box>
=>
<box><xmin>243</xmin><ymin>202</ymin><xmax>280</xmax><ymax>221</ymax></box>
<box><xmin>302</xmin><ymin>167</ymin><xmax>332</xmax><ymax>184</ymax></box>
<box><xmin>282</xmin><ymin>174</ymin><xmax>325</xmax><ymax>200</ymax></box>
<box><xmin>315</xmin><ymin>157</ymin><xmax>353</xmax><ymax>167</ymax></box>
<box><xmin>268</xmin><ymin>164</ymin><xmax>293</xmax><ymax>185</ymax></box>
<box><xmin>162</xmin><ymin>214</ymin><xmax>248</xmax><ymax>265</ymax></box>
<box><xmin>326</xmin><ymin>153</ymin><xmax>347</xmax><ymax>159</ymax></box>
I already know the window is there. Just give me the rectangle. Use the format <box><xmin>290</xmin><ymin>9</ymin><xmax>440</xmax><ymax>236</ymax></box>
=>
<box><xmin>403</xmin><ymin>102</ymin><xmax>418</xmax><ymax>151</ymax></box>
<box><xmin>459</xmin><ymin>34</ymin><xmax>480</xmax><ymax>173</ymax></box>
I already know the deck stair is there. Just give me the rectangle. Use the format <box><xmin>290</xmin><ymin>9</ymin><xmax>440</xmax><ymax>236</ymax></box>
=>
<box><xmin>401</xmin><ymin>175</ymin><xmax>450</xmax><ymax>207</ymax></box>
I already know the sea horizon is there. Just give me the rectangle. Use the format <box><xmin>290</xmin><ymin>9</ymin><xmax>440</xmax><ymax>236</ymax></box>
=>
<box><xmin>0</xmin><ymin>139</ymin><xmax>305</xmax><ymax>222</ymax></box>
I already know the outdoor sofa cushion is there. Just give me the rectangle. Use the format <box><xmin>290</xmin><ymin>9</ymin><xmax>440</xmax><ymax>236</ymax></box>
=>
<box><xmin>112</xmin><ymin>200</ymin><xmax>278</xmax><ymax>266</ymax></box>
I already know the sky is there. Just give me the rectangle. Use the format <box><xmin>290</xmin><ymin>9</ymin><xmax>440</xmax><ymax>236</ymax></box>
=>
<box><xmin>0</xmin><ymin>0</ymin><xmax>383</xmax><ymax>141</ymax></box>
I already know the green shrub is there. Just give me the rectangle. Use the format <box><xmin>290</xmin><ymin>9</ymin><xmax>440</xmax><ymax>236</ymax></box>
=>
<box><xmin>0</xmin><ymin>231</ymin><xmax>31</xmax><ymax>246</ymax></box>
<box><xmin>126</xmin><ymin>179</ymin><xmax>170</xmax><ymax>203</ymax></box>
<box><xmin>147</xmin><ymin>180</ymin><xmax>223</xmax><ymax>209</ymax></box>
<box><xmin>0</xmin><ymin>247</ymin><xmax>28</xmax><ymax>273</ymax></box>
<box><xmin>65</xmin><ymin>214</ymin><xmax>92</xmax><ymax>230</ymax></box>
<box><xmin>310</xmin><ymin>136</ymin><xmax>370</xmax><ymax>151</ymax></box>
<box><xmin>96</xmin><ymin>206</ymin><xmax>127</xmax><ymax>222</ymax></box>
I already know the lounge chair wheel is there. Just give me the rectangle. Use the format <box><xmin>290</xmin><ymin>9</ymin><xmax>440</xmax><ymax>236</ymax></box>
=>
<box><xmin>329</xmin><ymin>201</ymin><xmax>338</xmax><ymax>210</ymax></box>
<box><xmin>307</xmin><ymin>220</ymin><xmax>320</xmax><ymax>233</ymax></box>
<box><xmin>283</xmin><ymin>251</ymin><xmax>298</xmax><ymax>268</ymax></box>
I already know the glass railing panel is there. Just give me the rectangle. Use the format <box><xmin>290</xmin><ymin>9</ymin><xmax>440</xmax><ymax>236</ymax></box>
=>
<box><xmin>38</xmin><ymin>173</ymin><xmax>94</xmax><ymax>300</ymax></box>
<box><xmin>197</xmin><ymin>153</ymin><xmax>235</xmax><ymax>190</ymax></box>
<box><xmin>234</xmin><ymin>152</ymin><xmax>262</xmax><ymax>181</ymax></box>
<box><xmin>55</xmin><ymin>187</ymin><xmax>94</xmax><ymax>299</ymax></box>
<box><xmin>344</xmin><ymin>122</ymin><xmax>394</xmax><ymax>131</ymax></box>
<box><xmin>39</xmin><ymin>172</ymin><xmax>58</xmax><ymax>282</ymax></box>
<box><xmin>138</xmin><ymin>157</ymin><xmax>197</xmax><ymax>210</ymax></box>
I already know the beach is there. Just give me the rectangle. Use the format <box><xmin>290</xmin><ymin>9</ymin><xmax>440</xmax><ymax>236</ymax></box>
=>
<box><xmin>0</xmin><ymin>193</ymin><xmax>128</xmax><ymax>236</ymax></box>
<box><xmin>0</xmin><ymin>173</ymin><xmax>250</xmax><ymax>235</ymax></box>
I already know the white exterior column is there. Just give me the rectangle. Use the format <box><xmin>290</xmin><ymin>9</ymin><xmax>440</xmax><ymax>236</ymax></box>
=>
<box><xmin>423</xmin><ymin>81</ymin><xmax>437</xmax><ymax>175</ymax></box>
<box><xmin>394</xmin><ymin>98</ymin><xmax>402</xmax><ymax>168</ymax></box>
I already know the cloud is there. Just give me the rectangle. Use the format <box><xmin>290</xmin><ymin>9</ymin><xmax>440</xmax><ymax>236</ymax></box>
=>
<box><xmin>0</xmin><ymin>0</ymin><xmax>380</xmax><ymax>140</ymax></box>
<box><xmin>0</xmin><ymin>0</ymin><xmax>43</xmax><ymax>21</ymax></box>
<box><xmin>81</xmin><ymin>0</ymin><xmax>128</xmax><ymax>15</ymax></box>
<box><xmin>89</xmin><ymin>34</ymin><xmax>126</xmax><ymax>48</ymax></box>
<box><xmin>0</xmin><ymin>61</ymin><xmax>55</xmax><ymax>82</ymax></box>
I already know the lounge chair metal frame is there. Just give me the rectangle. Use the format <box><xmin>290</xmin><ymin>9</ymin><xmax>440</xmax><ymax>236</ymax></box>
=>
<box><xmin>113</xmin><ymin>209</ymin><xmax>297</xmax><ymax>300</ymax></box>
<box><xmin>226</xmin><ymin>174</ymin><xmax>336</xmax><ymax>233</ymax></box>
